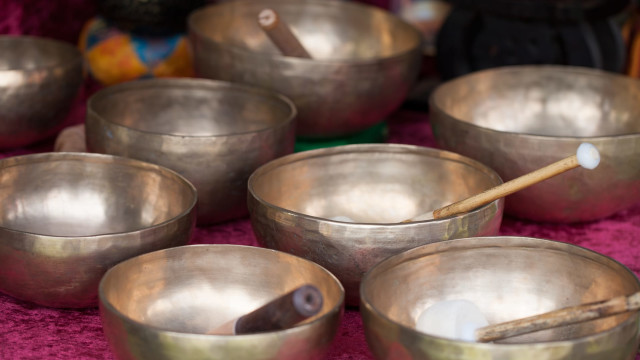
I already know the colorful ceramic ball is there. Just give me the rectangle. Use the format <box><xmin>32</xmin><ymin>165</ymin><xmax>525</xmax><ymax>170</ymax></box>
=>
<box><xmin>79</xmin><ymin>17</ymin><xmax>194</xmax><ymax>86</ymax></box>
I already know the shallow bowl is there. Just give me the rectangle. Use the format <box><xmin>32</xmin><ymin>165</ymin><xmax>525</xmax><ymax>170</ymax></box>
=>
<box><xmin>0</xmin><ymin>152</ymin><xmax>197</xmax><ymax>308</ymax></box>
<box><xmin>430</xmin><ymin>65</ymin><xmax>640</xmax><ymax>222</ymax></box>
<box><xmin>0</xmin><ymin>35</ymin><xmax>83</xmax><ymax>149</ymax></box>
<box><xmin>248</xmin><ymin>144</ymin><xmax>504</xmax><ymax>305</ymax></box>
<box><xmin>99</xmin><ymin>244</ymin><xmax>344</xmax><ymax>360</ymax></box>
<box><xmin>85</xmin><ymin>77</ymin><xmax>296</xmax><ymax>225</ymax></box>
<box><xmin>189</xmin><ymin>0</ymin><xmax>422</xmax><ymax>138</ymax></box>
<box><xmin>361</xmin><ymin>236</ymin><xmax>640</xmax><ymax>359</ymax></box>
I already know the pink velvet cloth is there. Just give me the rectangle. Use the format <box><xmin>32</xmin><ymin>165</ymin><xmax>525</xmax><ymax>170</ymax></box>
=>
<box><xmin>1</xmin><ymin>1</ymin><xmax>640</xmax><ymax>359</ymax></box>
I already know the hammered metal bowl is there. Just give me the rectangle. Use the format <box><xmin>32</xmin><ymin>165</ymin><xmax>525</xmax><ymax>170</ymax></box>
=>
<box><xmin>85</xmin><ymin>77</ymin><xmax>296</xmax><ymax>225</ymax></box>
<box><xmin>430</xmin><ymin>65</ymin><xmax>640</xmax><ymax>223</ymax></box>
<box><xmin>189</xmin><ymin>0</ymin><xmax>422</xmax><ymax>138</ymax></box>
<box><xmin>361</xmin><ymin>236</ymin><xmax>640</xmax><ymax>360</ymax></box>
<box><xmin>0</xmin><ymin>35</ymin><xmax>83</xmax><ymax>149</ymax></box>
<box><xmin>0</xmin><ymin>152</ymin><xmax>197</xmax><ymax>308</ymax></box>
<box><xmin>99</xmin><ymin>244</ymin><xmax>344</xmax><ymax>360</ymax></box>
<box><xmin>248</xmin><ymin>144</ymin><xmax>504</xmax><ymax>306</ymax></box>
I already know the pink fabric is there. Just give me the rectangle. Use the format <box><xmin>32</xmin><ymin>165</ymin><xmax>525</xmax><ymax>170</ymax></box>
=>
<box><xmin>1</xmin><ymin>1</ymin><xmax>640</xmax><ymax>359</ymax></box>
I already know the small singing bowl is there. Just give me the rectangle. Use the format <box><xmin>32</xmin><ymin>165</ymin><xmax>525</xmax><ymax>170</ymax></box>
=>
<box><xmin>99</xmin><ymin>244</ymin><xmax>345</xmax><ymax>360</ymax></box>
<box><xmin>0</xmin><ymin>35</ymin><xmax>83</xmax><ymax>149</ymax></box>
<box><xmin>360</xmin><ymin>236</ymin><xmax>640</xmax><ymax>359</ymax></box>
<box><xmin>430</xmin><ymin>65</ymin><xmax>640</xmax><ymax>223</ymax></box>
<box><xmin>85</xmin><ymin>78</ymin><xmax>296</xmax><ymax>225</ymax></box>
<box><xmin>0</xmin><ymin>153</ymin><xmax>197</xmax><ymax>308</ymax></box>
<box><xmin>248</xmin><ymin>144</ymin><xmax>504</xmax><ymax>306</ymax></box>
<box><xmin>189</xmin><ymin>0</ymin><xmax>422</xmax><ymax>138</ymax></box>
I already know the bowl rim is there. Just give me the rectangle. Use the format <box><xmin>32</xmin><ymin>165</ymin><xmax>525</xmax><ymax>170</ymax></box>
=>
<box><xmin>0</xmin><ymin>151</ymin><xmax>198</xmax><ymax>238</ymax></box>
<box><xmin>98</xmin><ymin>243</ymin><xmax>346</xmax><ymax>338</ymax></box>
<box><xmin>0</xmin><ymin>35</ymin><xmax>83</xmax><ymax>73</ymax></box>
<box><xmin>187</xmin><ymin>0</ymin><xmax>424</xmax><ymax>66</ymax></box>
<box><xmin>360</xmin><ymin>235</ymin><xmax>640</xmax><ymax>348</ymax></box>
<box><xmin>429</xmin><ymin>64</ymin><xmax>640</xmax><ymax>140</ymax></box>
<box><xmin>247</xmin><ymin>143</ymin><xmax>504</xmax><ymax>225</ymax></box>
<box><xmin>86</xmin><ymin>77</ymin><xmax>297</xmax><ymax>138</ymax></box>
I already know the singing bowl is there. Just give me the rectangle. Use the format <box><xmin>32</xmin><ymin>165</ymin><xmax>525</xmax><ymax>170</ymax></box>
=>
<box><xmin>248</xmin><ymin>144</ymin><xmax>504</xmax><ymax>306</ymax></box>
<box><xmin>189</xmin><ymin>0</ymin><xmax>422</xmax><ymax>138</ymax></box>
<box><xmin>0</xmin><ymin>152</ymin><xmax>197</xmax><ymax>308</ymax></box>
<box><xmin>99</xmin><ymin>244</ymin><xmax>344</xmax><ymax>360</ymax></box>
<box><xmin>430</xmin><ymin>65</ymin><xmax>640</xmax><ymax>223</ymax></box>
<box><xmin>0</xmin><ymin>35</ymin><xmax>83</xmax><ymax>149</ymax></box>
<box><xmin>360</xmin><ymin>236</ymin><xmax>640</xmax><ymax>359</ymax></box>
<box><xmin>85</xmin><ymin>78</ymin><xmax>296</xmax><ymax>225</ymax></box>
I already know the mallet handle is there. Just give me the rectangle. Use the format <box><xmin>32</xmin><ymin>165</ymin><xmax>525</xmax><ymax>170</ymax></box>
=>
<box><xmin>476</xmin><ymin>292</ymin><xmax>640</xmax><ymax>342</ymax></box>
<box><xmin>258</xmin><ymin>8</ymin><xmax>312</xmax><ymax>59</ymax></box>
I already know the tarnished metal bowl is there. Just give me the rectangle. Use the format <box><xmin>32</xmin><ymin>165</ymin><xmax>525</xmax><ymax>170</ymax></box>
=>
<box><xmin>430</xmin><ymin>65</ymin><xmax>640</xmax><ymax>223</ymax></box>
<box><xmin>248</xmin><ymin>144</ymin><xmax>504</xmax><ymax>306</ymax></box>
<box><xmin>189</xmin><ymin>0</ymin><xmax>422</xmax><ymax>138</ymax></box>
<box><xmin>361</xmin><ymin>236</ymin><xmax>640</xmax><ymax>359</ymax></box>
<box><xmin>0</xmin><ymin>152</ymin><xmax>197</xmax><ymax>308</ymax></box>
<box><xmin>99</xmin><ymin>244</ymin><xmax>344</xmax><ymax>360</ymax></box>
<box><xmin>85</xmin><ymin>78</ymin><xmax>296</xmax><ymax>225</ymax></box>
<box><xmin>0</xmin><ymin>35</ymin><xmax>83</xmax><ymax>149</ymax></box>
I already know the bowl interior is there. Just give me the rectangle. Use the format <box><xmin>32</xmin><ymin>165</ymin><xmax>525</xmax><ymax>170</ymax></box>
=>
<box><xmin>363</xmin><ymin>237</ymin><xmax>640</xmax><ymax>343</ymax></box>
<box><xmin>189</xmin><ymin>0</ymin><xmax>420</xmax><ymax>60</ymax></box>
<box><xmin>100</xmin><ymin>245</ymin><xmax>343</xmax><ymax>334</ymax></box>
<box><xmin>0</xmin><ymin>154</ymin><xmax>196</xmax><ymax>236</ymax></box>
<box><xmin>431</xmin><ymin>66</ymin><xmax>640</xmax><ymax>137</ymax></box>
<box><xmin>250</xmin><ymin>146</ymin><xmax>500</xmax><ymax>223</ymax></box>
<box><xmin>89</xmin><ymin>80</ymin><xmax>294</xmax><ymax>136</ymax></box>
<box><xmin>0</xmin><ymin>36</ymin><xmax>79</xmax><ymax>71</ymax></box>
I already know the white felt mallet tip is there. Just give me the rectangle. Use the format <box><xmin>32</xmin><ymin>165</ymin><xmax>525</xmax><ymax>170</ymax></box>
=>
<box><xmin>576</xmin><ymin>143</ymin><xmax>600</xmax><ymax>170</ymax></box>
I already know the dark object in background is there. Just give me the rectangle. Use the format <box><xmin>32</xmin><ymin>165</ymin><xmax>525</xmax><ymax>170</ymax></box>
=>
<box><xmin>96</xmin><ymin>0</ymin><xmax>206</xmax><ymax>36</ymax></box>
<box><xmin>436</xmin><ymin>0</ymin><xmax>631</xmax><ymax>80</ymax></box>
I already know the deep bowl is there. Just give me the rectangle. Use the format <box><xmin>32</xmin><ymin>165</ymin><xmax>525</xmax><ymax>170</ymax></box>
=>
<box><xmin>430</xmin><ymin>65</ymin><xmax>640</xmax><ymax>223</ymax></box>
<box><xmin>99</xmin><ymin>244</ymin><xmax>344</xmax><ymax>360</ymax></box>
<box><xmin>0</xmin><ymin>152</ymin><xmax>197</xmax><ymax>308</ymax></box>
<box><xmin>85</xmin><ymin>77</ymin><xmax>296</xmax><ymax>225</ymax></box>
<box><xmin>248</xmin><ymin>144</ymin><xmax>504</xmax><ymax>305</ymax></box>
<box><xmin>361</xmin><ymin>236</ymin><xmax>640</xmax><ymax>359</ymax></box>
<box><xmin>0</xmin><ymin>35</ymin><xmax>83</xmax><ymax>149</ymax></box>
<box><xmin>189</xmin><ymin>0</ymin><xmax>422</xmax><ymax>138</ymax></box>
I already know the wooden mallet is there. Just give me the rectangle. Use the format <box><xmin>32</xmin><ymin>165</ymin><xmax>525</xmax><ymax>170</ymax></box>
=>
<box><xmin>257</xmin><ymin>8</ymin><xmax>312</xmax><ymax>59</ymax></box>
<box><xmin>206</xmin><ymin>284</ymin><xmax>323</xmax><ymax>335</ymax></box>
<box><xmin>475</xmin><ymin>291</ymin><xmax>640</xmax><ymax>342</ymax></box>
<box><xmin>406</xmin><ymin>143</ymin><xmax>601</xmax><ymax>222</ymax></box>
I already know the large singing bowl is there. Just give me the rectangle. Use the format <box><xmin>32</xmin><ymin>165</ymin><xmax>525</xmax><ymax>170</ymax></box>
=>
<box><xmin>189</xmin><ymin>0</ymin><xmax>422</xmax><ymax>138</ymax></box>
<box><xmin>0</xmin><ymin>35</ymin><xmax>83</xmax><ymax>149</ymax></box>
<box><xmin>0</xmin><ymin>153</ymin><xmax>197</xmax><ymax>308</ymax></box>
<box><xmin>85</xmin><ymin>78</ymin><xmax>296</xmax><ymax>225</ymax></box>
<box><xmin>248</xmin><ymin>144</ymin><xmax>504</xmax><ymax>306</ymax></box>
<box><xmin>361</xmin><ymin>236</ymin><xmax>640</xmax><ymax>359</ymax></box>
<box><xmin>430</xmin><ymin>65</ymin><xmax>640</xmax><ymax>223</ymax></box>
<box><xmin>100</xmin><ymin>245</ymin><xmax>344</xmax><ymax>360</ymax></box>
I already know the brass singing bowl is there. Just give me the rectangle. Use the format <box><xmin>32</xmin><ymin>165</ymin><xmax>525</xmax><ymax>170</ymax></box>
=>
<box><xmin>0</xmin><ymin>35</ymin><xmax>83</xmax><ymax>149</ymax></box>
<box><xmin>99</xmin><ymin>244</ymin><xmax>344</xmax><ymax>360</ymax></box>
<box><xmin>430</xmin><ymin>65</ymin><xmax>640</xmax><ymax>223</ymax></box>
<box><xmin>85</xmin><ymin>78</ymin><xmax>296</xmax><ymax>225</ymax></box>
<box><xmin>248</xmin><ymin>144</ymin><xmax>504</xmax><ymax>306</ymax></box>
<box><xmin>189</xmin><ymin>0</ymin><xmax>422</xmax><ymax>138</ymax></box>
<box><xmin>0</xmin><ymin>153</ymin><xmax>197</xmax><ymax>308</ymax></box>
<box><xmin>361</xmin><ymin>236</ymin><xmax>640</xmax><ymax>359</ymax></box>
